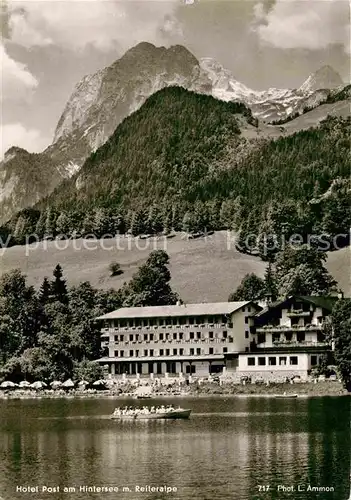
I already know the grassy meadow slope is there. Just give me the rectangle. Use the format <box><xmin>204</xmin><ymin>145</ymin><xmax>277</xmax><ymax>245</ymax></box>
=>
<box><xmin>241</xmin><ymin>99</ymin><xmax>351</xmax><ymax>140</ymax></box>
<box><xmin>1</xmin><ymin>232</ymin><xmax>349</xmax><ymax>302</ymax></box>
<box><xmin>281</xmin><ymin>99</ymin><xmax>351</xmax><ymax>134</ymax></box>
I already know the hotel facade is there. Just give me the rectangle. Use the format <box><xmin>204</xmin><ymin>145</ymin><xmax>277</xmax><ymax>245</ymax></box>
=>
<box><xmin>97</xmin><ymin>301</ymin><xmax>259</xmax><ymax>377</ymax></box>
<box><xmin>97</xmin><ymin>296</ymin><xmax>336</xmax><ymax>381</ymax></box>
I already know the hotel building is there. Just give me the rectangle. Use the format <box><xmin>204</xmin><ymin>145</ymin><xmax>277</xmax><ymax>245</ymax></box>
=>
<box><xmin>97</xmin><ymin>296</ymin><xmax>336</xmax><ymax>381</ymax></box>
<box><xmin>97</xmin><ymin>301</ymin><xmax>260</xmax><ymax>377</ymax></box>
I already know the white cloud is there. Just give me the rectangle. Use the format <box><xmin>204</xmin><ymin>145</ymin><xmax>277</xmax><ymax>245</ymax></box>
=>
<box><xmin>160</xmin><ymin>13</ymin><xmax>184</xmax><ymax>38</ymax></box>
<box><xmin>253</xmin><ymin>0</ymin><xmax>350</xmax><ymax>53</ymax></box>
<box><xmin>0</xmin><ymin>44</ymin><xmax>38</xmax><ymax>101</ymax></box>
<box><xmin>0</xmin><ymin>123</ymin><xmax>50</xmax><ymax>158</ymax></box>
<box><xmin>6</xmin><ymin>0</ymin><xmax>182</xmax><ymax>52</ymax></box>
<box><xmin>8</xmin><ymin>10</ymin><xmax>53</xmax><ymax>47</ymax></box>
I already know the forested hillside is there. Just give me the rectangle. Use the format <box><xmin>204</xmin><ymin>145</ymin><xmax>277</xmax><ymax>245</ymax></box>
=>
<box><xmin>0</xmin><ymin>147</ymin><xmax>64</xmax><ymax>225</ymax></box>
<box><xmin>1</xmin><ymin>87</ymin><xmax>350</xmax><ymax>259</ymax></box>
<box><xmin>47</xmin><ymin>87</ymin><xmax>254</xmax><ymax>209</ymax></box>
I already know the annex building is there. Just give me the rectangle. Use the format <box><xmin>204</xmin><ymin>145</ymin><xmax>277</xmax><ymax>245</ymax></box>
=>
<box><xmin>238</xmin><ymin>295</ymin><xmax>337</xmax><ymax>380</ymax></box>
<box><xmin>97</xmin><ymin>296</ymin><xmax>337</xmax><ymax>381</ymax></box>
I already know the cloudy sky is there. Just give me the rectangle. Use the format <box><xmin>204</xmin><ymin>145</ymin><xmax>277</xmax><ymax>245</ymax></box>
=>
<box><xmin>1</xmin><ymin>0</ymin><xmax>350</xmax><ymax>157</ymax></box>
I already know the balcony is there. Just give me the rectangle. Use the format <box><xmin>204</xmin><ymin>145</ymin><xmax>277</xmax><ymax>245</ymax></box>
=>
<box><xmin>256</xmin><ymin>324</ymin><xmax>322</xmax><ymax>333</ymax></box>
<box><xmin>253</xmin><ymin>340</ymin><xmax>330</xmax><ymax>353</ymax></box>
<box><xmin>286</xmin><ymin>310</ymin><xmax>310</xmax><ymax>317</ymax></box>
<box><xmin>103</xmin><ymin>322</ymin><xmax>231</xmax><ymax>332</ymax></box>
<box><xmin>106</xmin><ymin>336</ymin><xmax>234</xmax><ymax>348</ymax></box>
<box><xmin>273</xmin><ymin>340</ymin><xmax>328</xmax><ymax>348</ymax></box>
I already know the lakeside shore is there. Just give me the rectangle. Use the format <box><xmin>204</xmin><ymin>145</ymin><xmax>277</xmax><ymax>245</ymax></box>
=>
<box><xmin>0</xmin><ymin>381</ymin><xmax>348</xmax><ymax>400</ymax></box>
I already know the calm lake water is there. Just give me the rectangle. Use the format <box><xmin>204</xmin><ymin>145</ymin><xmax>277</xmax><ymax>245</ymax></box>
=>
<box><xmin>0</xmin><ymin>396</ymin><xmax>349</xmax><ymax>500</ymax></box>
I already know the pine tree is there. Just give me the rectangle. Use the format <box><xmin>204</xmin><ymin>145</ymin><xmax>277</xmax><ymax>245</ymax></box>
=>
<box><xmin>39</xmin><ymin>277</ymin><xmax>51</xmax><ymax>304</ymax></box>
<box><xmin>171</xmin><ymin>203</ymin><xmax>182</xmax><ymax>232</ymax></box>
<box><xmin>111</xmin><ymin>214</ymin><xmax>126</xmax><ymax>235</ymax></box>
<box><xmin>219</xmin><ymin>200</ymin><xmax>232</xmax><ymax>229</ymax></box>
<box><xmin>82</xmin><ymin>211</ymin><xmax>95</xmax><ymax>236</ymax></box>
<box><xmin>13</xmin><ymin>216</ymin><xmax>26</xmax><ymax>244</ymax></box>
<box><xmin>56</xmin><ymin>211</ymin><xmax>71</xmax><ymax>236</ymax></box>
<box><xmin>51</xmin><ymin>264</ymin><xmax>68</xmax><ymax>305</ymax></box>
<box><xmin>236</xmin><ymin>219</ymin><xmax>249</xmax><ymax>253</ymax></box>
<box><xmin>35</xmin><ymin>210</ymin><xmax>46</xmax><ymax>239</ymax></box>
<box><xmin>92</xmin><ymin>208</ymin><xmax>109</xmax><ymax>238</ymax></box>
<box><xmin>206</xmin><ymin>199</ymin><xmax>221</xmax><ymax>231</ymax></box>
<box><xmin>325</xmin><ymin>299</ymin><xmax>351</xmax><ymax>391</ymax></box>
<box><xmin>257</xmin><ymin>207</ymin><xmax>278</xmax><ymax>262</ymax></box>
<box><xmin>44</xmin><ymin>207</ymin><xmax>57</xmax><ymax>238</ymax></box>
<box><xmin>182</xmin><ymin>211</ymin><xmax>194</xmax><ymax>234</ymax></box>
<box><xmin>264</xmin><ymin>263</ymin><xmax>278</xmax><ymax>302</ymax></box>
<box><xmin>130</xmin><ymin>210</ymin><xmax>147</xmax><ymax>236</ymax></box>
<box><xmin>162</xmin><ymin>211</ymin><xmax>172</xmax><ymax>235</ymax></box>
<box><xmin>147</xmin><ymin>205</ymin><xmax>163</xmax><ymax>234</ymax></box>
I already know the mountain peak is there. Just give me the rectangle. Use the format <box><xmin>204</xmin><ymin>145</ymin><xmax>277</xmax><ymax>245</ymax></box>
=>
<box><xmin>299</xmin><ymin>65</ymin><xmax>343</xmax><ymax>93</ymax></box>
<box><xmin>124</xmin><ymin>41</ymin><xmax>158</xmax><ymax>56</ymax></box>
<box><xmin>121</xmin><ymin>42</ymin><xmax>198</xmax><ymax>67</ymax></box>
<box><xmin>51</xmin><ymin>41</ymin><xmax>206</xmax><ymax>164</ymax></box>
<box><xmin>2</xmin><ymin>146</ymin><xmax>29</xmax><ymax>163</ymax></box>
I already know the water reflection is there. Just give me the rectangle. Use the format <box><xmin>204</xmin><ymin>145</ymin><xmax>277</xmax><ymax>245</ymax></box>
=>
<box><xmin>0</xmin><ymin>397</ymin><xmax>349</xmax><ymax>500</ymax></box>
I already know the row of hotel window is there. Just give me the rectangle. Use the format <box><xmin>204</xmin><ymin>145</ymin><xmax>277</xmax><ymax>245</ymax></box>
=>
<box><xmin>247</xmin><ymin>356</ymin><xmax>299</xmax><ymax>366</ymax></box>
<box><xmin>107</xmin><ymin>312</ymin><xmax>252</xmax><ymax>328</ymax></box>
<box><xmin>111</xmin><ymin>331</ymin><xmax>249</xmax><ymax>342</ymax></box>
<box><xmin>114</xmin><ymin>347</ymin><xmax>228</xmax><ymax>357</ymax></box>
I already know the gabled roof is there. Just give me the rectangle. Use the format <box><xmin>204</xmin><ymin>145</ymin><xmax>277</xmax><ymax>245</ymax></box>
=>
<box><xmin>97</xmin><ymin>301</ymin><xmax>252</xmax><ymax>320</ymax></box>
<box><xmin>255</xmin><ymin>295</ymin><xmax>337</xmax><ymax>318</ymax></box>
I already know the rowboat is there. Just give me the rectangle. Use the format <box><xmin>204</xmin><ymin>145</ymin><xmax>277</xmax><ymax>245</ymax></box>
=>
<box><xmin>274</xmin><ymin>394</ymin><xmax>298</xmax><ymax>399</ymax></box>
<box><xmin>111</xmin><ymin>408</ymin><xmax>191</xmax><ymax>420</ymax></box>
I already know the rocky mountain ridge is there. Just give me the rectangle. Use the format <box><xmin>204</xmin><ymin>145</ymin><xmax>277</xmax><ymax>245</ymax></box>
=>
<box><xmin>1</xmin><ymin>42</ymin><xmax>347</xmax><ymax>224</ymax></box>
<box><xmin>0</xmin><ymin>147</ymin><xmax>65</xmax><ymax>224</ymax></box>
<box><xmin>202</xmin><ymin>59</ymin><xmax>343</xmax><ymax>121</ymax></box>
<box><xmin>52</xmin><ymin>47</ymin><xmax>344</xmax><ymax>156</ymax></box>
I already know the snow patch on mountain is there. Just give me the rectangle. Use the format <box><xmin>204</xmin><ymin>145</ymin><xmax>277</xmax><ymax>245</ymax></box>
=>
<box><xmin>199</xmin><ymin>58</ymin><xmax>344</xmax><ymax>122</ymax></box>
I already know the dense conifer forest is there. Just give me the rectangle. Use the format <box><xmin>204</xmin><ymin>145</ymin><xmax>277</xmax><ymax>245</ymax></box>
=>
<box><xmin>1</xmin><ymin>87</ymin><xmax>350</xmax><ymax>260</ymax></box>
